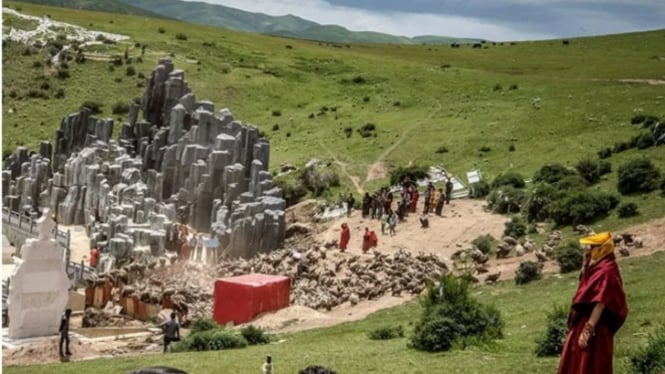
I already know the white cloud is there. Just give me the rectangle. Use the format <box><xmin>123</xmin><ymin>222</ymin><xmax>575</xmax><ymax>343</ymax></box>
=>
<box><xmin>184</xmin><ymin>0</ymin><xmax>663</xmax><ymax>41</ymax></box>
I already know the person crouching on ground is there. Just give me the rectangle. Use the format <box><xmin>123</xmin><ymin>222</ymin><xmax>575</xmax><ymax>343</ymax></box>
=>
<box><xmin>557</xmin><ymin>231</ymin><xmax>628</xmax><ymax>374</ymax></box>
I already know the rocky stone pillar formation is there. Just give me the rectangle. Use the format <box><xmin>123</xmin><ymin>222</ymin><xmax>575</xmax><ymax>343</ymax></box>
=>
<box><xmin>8</xmin><ymin>210</ymin><xmax>69</xmax><ymax>339</ymax></box>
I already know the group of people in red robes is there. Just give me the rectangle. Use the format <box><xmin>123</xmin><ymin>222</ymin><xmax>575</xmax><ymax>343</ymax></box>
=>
<box><xmin>558</xmin><ymin>231</ymin><xmax>628</xmax><ymax>374</ymax></box>
<box><xmin>337</xmin><ymin>224</ymin><xmax>379</xmax><ymax>254</ymax></box>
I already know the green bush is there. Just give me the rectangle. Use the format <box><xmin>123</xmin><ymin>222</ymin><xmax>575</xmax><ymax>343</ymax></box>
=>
<box><xmin>630</xmin><ymin>328</ymin><xmax>665</xmax><ymax>374</ymax></box>
<box><xmin>54</xmin><ymin>88</ymin><xmax>65</xmax><ymax>99</ymax></box>
<box><xmin>158</xmin><ymin>27</ymin><xmax>165</xmax><ymax>33</ymax></box>
<box><xmin>618</xmin><ymin>202</ymin><xmax>639</xmax><ymax>218</ymax></box>
<box><xmin>575</xmin><ymin>159</ymin><xmax>601</xmax><ymax>184</ymax></box>
<box><xmin>389</xmin><ymin>164</ymin><xmax>429</xmax><ymax>186</ymax></box>
<box><xmin>80</xmin><ymin>100</ymin><xmax>103</xmax><ymax>114</ymax></box>
<box><xmin>504</xmin><ymin>216</ymin><xmax>527</xmax><ymax>238</ymax></box>
<box><xmin>368</xmin><ymin>325</ymin><xmax>404</xmax><ymax>340</ymax></box>
<box><xmin>534</xmin><ymin>304</ymin><xmax>568</xmax><ymax>356</ymax></box>
<box><xmin>435</xmin><ymin>146</ymin><xmax>449</xmax><ymax>154</ymax></box>
<box><xmin>175</xmin><ymin>33</ymin><xmax>188</xmax><ymax>41</ymax></box>
<box><xmin>472</xmin><ymin>234</ymin><xmax>495</xmax><ymax>254</ymax></box>
<box><xmin>487</xmin><ymin>186</ymin><xmax>526</xmax><ymax>214</ymax></box>
<box><xmin>491</xmin><ymin>172</ymin><xmax>525</xmax><ymax>189</ymax></box>
<box><xmin>272</xmin><ymin>110</ymin><xmax>281</xmax><ymax>117</ymax></box>
<box><xmin>410</xmin><ymin>275</ymin><xmax>503</xmax><ymax>352</ymax></box>
<box><xmin>172</xmin><ymin>328</ymin><xmax>247</xmax><ymax>352</ymax></box>
<box><xmin>56</xmin><ymin>67</ymin><xmax>70</xmax><ymax>79</ymax></box>
<box><xmin>220</xmin><ymin>63</ymin><xmax>232</xmax><ymax>74</ymax></box>
<box><xmin>533</xmin><ymin>163</ymin><xmax>576</xmax><ymax>184</ymax></box>
<box><xmin>522</xmin><ymin>183</ymin><xmax>561</xmax><ymax>222</ymax></box>
<box><xmin>112</xmin><ymin>101</ymin><xmax>130</xmax><ymax>115</ymax></box>
<box><xmin>554</xmin><ymin>240</ymin><xmax>583</xmax><ymax>273</ymax></box>
<box><xmin>301</xmin><ymin>167</ymin><xmax>340</xmax><ymax>196</ymax></box>
<box><xmin>634</xmin><ymin>133</ymin><xmax>655</xmax><ymax>149</ymax></box>
<box><xmin>469</xmin><ymin>180</ymin><xmax>490</xmax><ymax>199</ymax></box>
<box><xmin>515</xmin><ymin>261</ymin><xmax>542</xmax><ymax>285</ymax></box>
<box><xmin>549</xmin><ymin>190</ymin><xmax>619</xmax><ymax>226</ymax></box>
<box><xmin>554</xmin><ymin>174</ymin><xmax>589</xmax><ymax>191</ymax></box>
<box><xmin>598</xmin><ymin>160</ymin><xmax>612</xmax><ymax>176</ymax></box>
<box><xmin>617</xmin><ymin>159</ymin><xmax>662</xmax><ymax>195</ymax></box>
<box><xmin>189</xmin><ymin>318</ymin><xmax>219</xmax><ymax>334</ymax></box>
<box><xmin>274</xmin><ymin>176</ymin><xmax>307</xmax><ymax>207</ymax></box>
<box><xmin>240</xmin><ymin>325</ymin><xmax>270</xmax><ymax>345</ymax></box>
<box><xmin>126</xmin><ymin>66</ymin><xmax>136</xmax><ymax>76</ymax></box>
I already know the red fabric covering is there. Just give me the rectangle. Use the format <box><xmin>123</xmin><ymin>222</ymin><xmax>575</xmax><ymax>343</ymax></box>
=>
<box><xmin>369</xmin><ymin>231</ymin><xmax>378</xmax><ymax>247</ymax></box>
<box><xmin>362</xmin><ymin>231</ymin><xmax>372</xmax><ymax>252</ymax></box>
<box><xmin>339</xmin><ymin>226</ymin><xmax>350</xmax><ymax>251</ymax></box>
<box><xmin>558</xmin><ymin>254</ymin><xmax>628</xmax><ymax>374</ymax></box>
<box><xmin>410</xmin><ymin>190</ymin><xmax>419</xmax><ymax>213</ymax></box>
<box><xmin>213</xmin><ymin>274</ymin><xmax>291</xmax><ymax>325</ymax></box>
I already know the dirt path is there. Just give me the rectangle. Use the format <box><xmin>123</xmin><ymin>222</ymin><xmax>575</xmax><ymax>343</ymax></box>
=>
<box><xmin>362</xmin><ymin>100</ymin><xmax>443</xmax><ymax>187</ymax></box>
<box><xmin>316</xmin><ymin>137</ymin><xmax>365</xmax><ymax>195</ymax></box>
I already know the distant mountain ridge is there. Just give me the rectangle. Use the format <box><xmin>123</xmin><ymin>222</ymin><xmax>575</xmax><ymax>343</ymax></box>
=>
<box><xmin>13</xmin><ymin>0</ymin><xmax>480</xmax><ymax>44</ymax></box>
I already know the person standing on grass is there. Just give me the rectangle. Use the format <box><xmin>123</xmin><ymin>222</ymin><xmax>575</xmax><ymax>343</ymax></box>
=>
<box><xmin>162</xmin><ymin>312</ymin><xmax>181</xmax><ymax>353</ymax></box>
<box><xmin>59</xmin><ymin>308</ymin><xmax>72</xmax><ymax>357</ymax></box>
<box><xmin>262</xmin><ymin>355</ymin><xmax>273</xmax><ymax>374</ymax></box>
<box><xmin>557</xmin><ymin>232</ymin><xmax>628</xmax><ymax>374</ymax></box>
<box><xmin>346</xmin><ymin>193</ymin><xmax>355</xmax><ymax>217</ymax></box>
<box><xmin>339</xmin><ymin>223</ymin><xmax>350</xmax><ymax>252</ymax></box>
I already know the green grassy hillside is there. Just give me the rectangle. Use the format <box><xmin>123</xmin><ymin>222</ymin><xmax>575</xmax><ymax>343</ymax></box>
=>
<box><xmin>2</xmin><ymin>2</ymin><xmax>664</xmax><ymax>225</ymax></box>
<box><xmin>5</xmin><ymin>251</ymin><xmax>665</xmax><ymax>373</ymax></box>
<box><xmin>11</xmin><ymin>0</ymin><xmax>164</xmax><ymax>18</ymax></box>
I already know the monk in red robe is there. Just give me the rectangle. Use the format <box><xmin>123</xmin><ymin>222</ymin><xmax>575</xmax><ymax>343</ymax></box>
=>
<box><xmin>339</xmin><ymin>223</ymin><xmax>350</xmax><ymax>252</ymax></box>
<box><xmin>362</xmin><ymin>227</ymin><xmax>372</xmax><ymax>254</ymax></box>
<box><xmin>369</xmin><ymin>230</ymin><xmax>378</xmax><ymax>248</ymax></box>
<box><xmin>410</xmin><ymin>188</ymin><xmax>419</xmax><ymax>213</ymax></box>
<box><xmin>557</xmin><ymin>231</ymin><xmax>628</xmax><ymax>374</ymax></box>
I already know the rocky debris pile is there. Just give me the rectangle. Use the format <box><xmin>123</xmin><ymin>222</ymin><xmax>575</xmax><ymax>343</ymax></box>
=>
<box><xmin>3</xmin><ymin>58</ymin><xmax>286</xmax><ymax>261</ymax></box>
<box><xmin>82</xmin><ymin>304</ymin><xmax>144</xmax><ymax>328</ymax></box>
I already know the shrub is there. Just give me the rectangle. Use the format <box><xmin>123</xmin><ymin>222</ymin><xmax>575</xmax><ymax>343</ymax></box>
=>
<box><xmin>171</xmin><ymin>328</ymin><xmax>246</xmax><ymax>352</ymax></box>
<box><xmin>32</xmin><ymin>60</ymin><xmax>43</xmax><ymax>68</ymax></box>
<box><xmin>549</xmin><ymin>190</ymin><xmax>619</xmax><ymax>226</ymax></box>
<box><xmin>352</xmin><ymin>75</ymin><xmax>366</xmax><ymax>84</ymax></box>
<box><xmin>299</xmin><ymin>366</ymin><xmax>337</xmax><ymax>374</ymax></box>
<box><xmin>56</xmin><ymin>67</ymin><xmax>70</xmax><ymax>79</ymax></box>
<box><xmin>343</xmin><ymin>127</ymin><xmax>353</xmax><ymax>138</ymax></box>
<box><xmin>126</xmin><ymin>66</ymin><xmax>136</xmax><ymax>76</ymax></box>
<box><xmin>522</xmin><ymin>183</ymin><xmax>561</xmax><ymax>222</ymax></box>
<box><xmin>189</xmin><ymin>318</ymin><xmax>219</xmax><ymax>334</ymax></box>
<box><xmin>389</xmin><ymin>164</ymin><xmax>429</xmax><ymax>185</ymax></box>
<box><xmin>515</xmin><ymin>261</ymin><xmax>542</xmax><ymax>285</ymax></box>
<box><xmin>533</xmin><ymin>163</ymin><xmax>576</xmax><ymax>184</ymax></box>
<box><xmin>493</xmin><ymin>83</ymin><xmax>502</xmax><ymax>91</ymax></box>
<box><xmin>508</xmin><ymin>144</ymin><xmax>516</xmax><ymax>151</ymax></box>
<box><xmin>301</xmin><ymin>167</ymin><xmax>340</xmax><ymax>196</ymax></box>
<box><xmin>80</xmin><ymin>100</ymin><xmax>103</xmax><ymax>115</ymax></box>
<box><xmin>487</xmin><ymin>186</ymin><xmax>526</xmax><ymax>214</ymax></box>
<box><xmin>598</xmin><ymin>147</ymin><xmax>612</xmax><ymax>159</ymax></box>
<box><xmin>54</xmin><ymin>88</ymin><xmax>65</xmax><ymax>98</ymax></box>
<box><xmin>635</xmin><ymin>133</ymin><xmax>655</xmax><ymax>149</ymax></box>
<box><xmin>220</xmin><ymin>63</ymin><xmax>232</xmax><ymax>74</ymax></box>
<box><xmin>617</xmin><ymin>159</ymin><xmax>662</xmax><ymax>195</ymax></box>
<box><xmin>504</xmin><ymin>216</ymin><xmax>527</xmax><ymax>238</ymax></box>
<box><xmin>357</xmin><ymin>123</ymin><xmax>376</xmax><ymax>138</ymax></box>
<box><xmin>534</xmin><ymin>304</ymin><xmax>568</xmax><ymax>356</ymax></box>
<box><xmin>158</xmin><ymin>27</ymin><xmax>165</xmax><ymax>33</ymax></box>
<box><xmin>435</xmin><ymin>146</ymin><xmax>449</xmax><ymax>154</ymax></box>
<box><xmin>240</xmin><ymin>325</ymin><xmax>270</xmax><ymax>345</ymax></box>
<box><xmin>363</xmin><ymin>96</ymin><xmax>370</xmax><ymax>102</ymax></box>
<box><xmin>479</xmin><ymin>146</ymin><xmax>491</xmax><ymax>152</ymax></box>
<box><xmin>175</xmin><ymin>33</ymin><xmax>188</xmax><ymax>40</ymax></box>
<box><xmin>613</xmin><ymin>141</ymin><xmax>630</xmax><ymax>153</ymax></box>
<box><xmin>492</xmin><ymin>172</ymin><xmax>525</xmax><ymax>189</ymax></box>
<box><xmin>631</xmin><ymin>114</ymin><xmax>646</xmax><ymax>125</ymax></box>
<box><xmin>274</xmin><ymin>176</ymin><xmax>307</xmax><ymax>207</ymax></box>
<box><xmin>112</xmin><ymin>101</ymin><xmax>130</xmax><ymax>115</ymax></box>
<box><xmin>630</xmin><ymin>328</ymin><xmax>665</xmax><ymax>374</ymax></box>
<box><xmin>410</xmin><ymin>274</ymin><xmax>503</xmax><ymax>352</ymax></box>
<box><xmin>472</xmin><ymin>234</ymin><xmax>495</xmax><ymax>254</ymax></box>
<box><xmin>272</xmin><ymin>124</ymin><xmax>280</xmax><ymax>131</ymax></box>
<box><xmin>368</xmin><ymin>325</ymin><xmax>404</xmax><ymax>340</ymax></box>
<box><xmin>8</xmin><ymin>89</ymin><xmax>18</xmax><ymax>98</ymax></box>
<box><xmin>555</xmin><ymin>174</ymin><xmax>588</xmax><ymax>191</ymax></box>
<box><xmin>509</xmin><ymin>83</ymin><xmax>518</xmax><ymax>90</ymax></box>
<box><xmin>469</xmin><ymin>180</ymin><xmax>490</xmax><ymax>199</ymax></box>
<box><xmin>575</xmin><ymin>159</ymin><xmax>601</xmax><ymax>184</ymax></box>
<box><xmin>554</xmin><ymin>240</ymin><xmax>583</xmax><ymax>273</ymax></box>
<box><xmin>618</xmin><ymin>202</ymin><xmax>639</xmax><ymax>218</ymax></box>
<box><xmin>40</xmin><ymin>81</ymin><xmax>50</xmax><ymax>90</ymax></box>
<box><xmin>271</xmin><ymin>110</ymin><xmax>281</xmax><ymax>117</ymax></box>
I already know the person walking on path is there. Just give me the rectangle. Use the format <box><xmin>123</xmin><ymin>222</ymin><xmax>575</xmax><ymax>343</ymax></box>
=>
<box><xmin>557</xmin><ymin>232</ymin><xmax>628</xmax><ymax>374</ymax></box>
<box><xmin>346</xmin><ymin>193</ymin><xmax>355</xmax><ymax>218</ymax></box>
<box><xmin>162</xmin><ymin>312</ymin><xmax>181</xmax><ymax>353</ymax></box>
<box><xmin>445</xmin><ymin>178</ymin><xmax>454</xmax><ymax>204</ymax></box>
<box><xmin>59</xmin><ymin>309</ymin><xmax>72</xmax><ymax>357</ymax></box>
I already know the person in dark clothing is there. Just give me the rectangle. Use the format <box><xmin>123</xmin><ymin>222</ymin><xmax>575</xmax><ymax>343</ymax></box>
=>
<box><xmin>346</xmin><ymin>193</ymin><xmax>355</xmax><ymax>217</ymax></box>
<box><xmin>435</xmin><ymin>188</ymin><xmax>445</xmax><ymax>216</ymax></box>
<box><xmin>59</xmin><ymin>309</ymin><xmax>72</xmax><ymax>357</ymax></box>
<box><xmin>445</xmin><ymin>178</ymin><xmax>454</xmax><ymax>204</ymax></box>
<box><xmin>361</xmin><ymin>193</ymin><xmax>371</xmax><ymax>218</ymax></box>
<box><xmin>161</xmin><ymin>312</ymin><xmax>181</xmax><ymax>353</ymax></box>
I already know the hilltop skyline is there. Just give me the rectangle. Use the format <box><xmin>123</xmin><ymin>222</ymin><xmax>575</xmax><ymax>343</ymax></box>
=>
<box><xmin>186</xmin><ymin>0</ymin><xmax>665</xmax><ymax>41</ymax></box>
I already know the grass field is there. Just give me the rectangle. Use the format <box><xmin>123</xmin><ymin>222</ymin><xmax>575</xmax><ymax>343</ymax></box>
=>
<box><xmin>4</xmin><ymin>251</ymin><xmax>665</xmax><ymax>374</ymax></box>
<box><xmin>3</xmin><ymin>4</ymin><xmax>664</xmax><ymax>201</ymax></box>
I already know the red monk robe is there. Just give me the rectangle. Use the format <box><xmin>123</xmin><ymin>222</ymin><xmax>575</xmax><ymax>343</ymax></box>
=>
<box><xmin>557</xmin><ymin>253</ymin><xmax>628</xmax><ymax>374</ymax></box>
<box><xmin>410</xmin><ymin>189</ymin><xmax>419</xmax><ymax>213</ymax></box>
<box><xmin>362</xmin><ymin>228</ymin><xmax>372</xmax><ymax>253</ymax></box>
<box><xmin>339</xmin><ymin>224</ymin><xmax>350</xmax><ymax>252</ymax></box>
<box><xmin>369</xmin><ymin>231</ymin><xmax>378</xmax><ymax>248</ymax></box>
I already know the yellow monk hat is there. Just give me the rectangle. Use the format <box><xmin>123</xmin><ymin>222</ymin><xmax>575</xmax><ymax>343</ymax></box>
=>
<box><xmin>580</xmin><ymin>231</ymin><xmax>614</xmax><ymax>261</ymax></box>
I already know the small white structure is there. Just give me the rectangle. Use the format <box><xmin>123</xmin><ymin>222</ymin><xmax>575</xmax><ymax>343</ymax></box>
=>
<box><xmin>8</xmin><ymin>209</ymin><xmax>69</xmax><ymax>339</ymax></box>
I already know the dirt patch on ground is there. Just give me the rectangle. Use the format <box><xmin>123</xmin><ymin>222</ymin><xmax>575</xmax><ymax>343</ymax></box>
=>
<box><xmin>2</xmin><ymin>335</ymin><xmax>102</xmax><ymax>367</ymax></box>
<box><xmin>365</xmin><ymin>161</ymin><xmax>388</xmax><ymax>183</ymax></box>
<box><xmin>617</xmin><ymin>78</ymin><xmax>665</xmax><ymax>85</ymax></box>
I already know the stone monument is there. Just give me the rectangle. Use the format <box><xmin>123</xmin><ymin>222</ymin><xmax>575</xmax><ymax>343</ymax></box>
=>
<box><xmin>7</xmin><ymin>209</ymin><xmax>70</xmax><ymax>339</ymax></box>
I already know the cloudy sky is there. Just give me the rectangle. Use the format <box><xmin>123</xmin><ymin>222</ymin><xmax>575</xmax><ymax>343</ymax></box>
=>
<box><xmin>190</xmin><ymin>0</ymin><xmax>665</xmax><ymax>41</ymax></box>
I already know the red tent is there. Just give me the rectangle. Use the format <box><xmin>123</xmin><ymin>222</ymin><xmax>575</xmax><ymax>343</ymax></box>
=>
<box><xmin>213</xmin><ymin>274</ymin><xmax>291</xmax><ymax>325</ymax></box>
